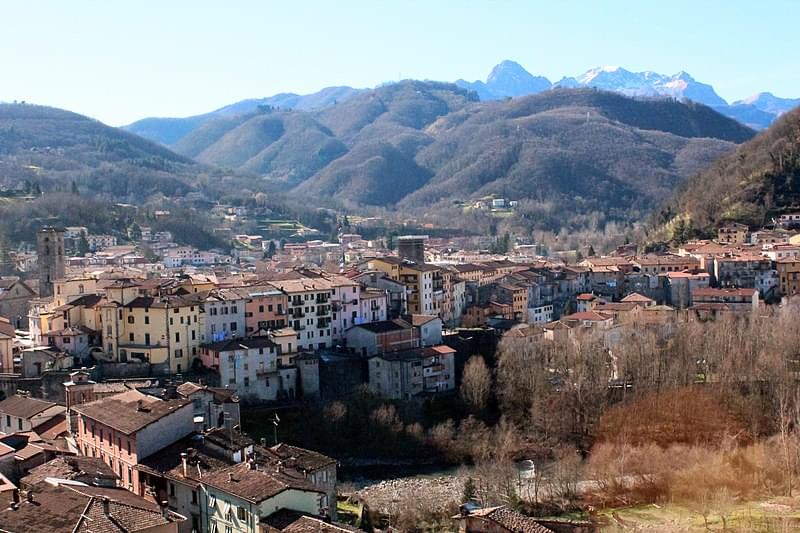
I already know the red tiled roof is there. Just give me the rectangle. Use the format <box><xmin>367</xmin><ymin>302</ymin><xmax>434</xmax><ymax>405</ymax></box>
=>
<box><xmin>692</xmin><ymin>287</ymin><xmax>757</xmax><ymax>298</ymax></box>
<box><xmin>562</xmin><ymin>311</ymin><xmax>612</xmax><ymax>322</ymax></box>
<box><xmin>621</xmin><ymin>292</ymin><xmax>655</xmax><ymax>303</ymax></box>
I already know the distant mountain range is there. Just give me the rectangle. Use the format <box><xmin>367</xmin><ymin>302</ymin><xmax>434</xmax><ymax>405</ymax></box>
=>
<box><xmin>456</xmin><ymin>61</ymin><xmax>798</xmax><ymax>130</ymax></box>
<box><xmin>0</xmin><ymin>82</ymin><xmax>761</xmax><ymax>236</ymax></box>
<box><xmin>125</xmin><ymin>60</ymin><xmax>798</xmax><ymax>146</ymax></box>
<box><xmin>142</xmin><ymin>81</ymin><xmax>754</xmax><ymax>231</ymax></box>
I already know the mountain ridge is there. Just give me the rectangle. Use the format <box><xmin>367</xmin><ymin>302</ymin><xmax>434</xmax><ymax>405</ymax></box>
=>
<box><xmin>166</xmin><ymin>82</ymin><xmax>754</xmax><ymax>233</ymax></box>
<box><xmin>123</xmin><ymin>61</ymin><xmax>797</xmax><ymax>147</ymax></box>
<box><xmin>654</xmin><ymin>106</ymin><xmax>800</xmax><ymax>242</ymax></box>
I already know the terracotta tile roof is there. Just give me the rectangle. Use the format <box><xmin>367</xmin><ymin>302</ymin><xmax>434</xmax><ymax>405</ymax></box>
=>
<box><xmin>72</xmin><ymin>389</ymin><xmax>191</xmax><ymax>436</ymax></box>
<box><xmin>692</xmin><ymin>287</ymin><xmax>757</xmax><ymax>298</ymax></box>
<box><xmin>562</xmin><ymin>311</ymin><xmax>613</xmax><ymax>322</ymax></box>
<box><xmin>620</xmin><ymin>292</ymin><xmax>655</xmax><ymax>303</ymax></box>
<box><xmin>263</xmin><ymin>510</ymin><xmax>362</xmax><ymax>532</ymax></box>
<box><xmin>595</xmin><ymin>302</ymin><xmax>639</xmax><ymax>312</ymax></box>
<box><xmin>462</xmin><ymin>506</ymin><xmax>555</xmax><ymax>533</ymax></box>
<box><xmin>202</xmin><ymin>461</ymin><xmax>322</xmax><ymax>503</ymax></box>
<box><xmin>267</xmin><ymin>443</ymin><xmax>336</xmax><ymax>472</ymax></box>
<box><xmin>0</xmin><ymin>395</ymin><xmax>59</xmax><ymax>420</ymax></box>
<box><xmin>21</xmin><ymin>456</ymin><xmax>118</xmax><ymax>489</ymax></box>
<box><xmin>32</xmin><ymin>413</ymin><xmax>68</xmax><ymax>440</ymax></box>
<box><xmin>408</xmin><ymin>314</ymin><xmax>439</xmax><ymax>326</ymax></box>
<box><xmin>137</xmin><ymin>433</ymin><xmax>232</xmax><ymax>483</ymax></box>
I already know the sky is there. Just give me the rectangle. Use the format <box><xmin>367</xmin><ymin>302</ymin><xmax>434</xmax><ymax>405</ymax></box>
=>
<box><xmin>1</xmin><ymin>0</ymin><xmax>798</xmax><ymax>126</ymax></box>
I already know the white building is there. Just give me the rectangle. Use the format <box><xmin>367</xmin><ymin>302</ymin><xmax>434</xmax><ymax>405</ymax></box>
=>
<box><xmin>202</xmin><ymin>288</ymin><xmax>248</xmax><ymax>343</ymax></box>
<box><xmin>200</xmin><ymin>337</ymin><xmax>297</xmax><ymax>402</ymax></box>
<box><xmin>528</xmin><ymin>304</ymin><xmax>554</xmax><ymax>324</ymax></box>
<box><xmin>86</xmin><ymin>234</ymin><xmax>117</xmax><ymax>251</ymax></box>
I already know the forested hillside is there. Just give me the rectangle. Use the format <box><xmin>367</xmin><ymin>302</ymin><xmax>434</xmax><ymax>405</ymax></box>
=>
<box><xmin>0</xmin><ymin>104</ymin><xmax>209</xmax><ymax>201</ymax></box>
<box><xmin>654</xmin><ymin>106</ymin><xmax>800</xmax><ymax>241</ymax></box>
<box><xmin>170</xmin><ymin>84</ymin><xmax>752</xmax><ymax>231</ymax></box>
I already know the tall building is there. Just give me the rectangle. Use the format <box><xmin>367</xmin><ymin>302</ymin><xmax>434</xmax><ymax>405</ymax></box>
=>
<box><xmin>397</xmin><ymin>235</ymin><xmax>428</xmax><ymax>263</ymax></box>
<box><xmin>37</xmin><ymin>226</ymin><xmax>65</xmax><ymax>297</ymax></box>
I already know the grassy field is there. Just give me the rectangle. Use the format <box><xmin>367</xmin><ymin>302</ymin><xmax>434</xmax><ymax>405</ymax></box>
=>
<box><xmin>595</xmin><ymin>498</ymin><xmax>800</xmax><ymax>531</ymax></box>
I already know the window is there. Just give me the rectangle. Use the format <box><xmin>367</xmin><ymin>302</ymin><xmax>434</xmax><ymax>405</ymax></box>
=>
<box><xmin>5</xmin><ymin>415</ymin><xmax>9</xmax><ymax>426</ymax></box>
<box><xmin>237</xmin><ymin>506</ymin><xmax>247</xmax><ymax>521</ymax></box>
<box><xmin>170</xmin><ymin>483</ymin><xmax>175</xmax><ymax>497</ymax></box>
<box><xmin>191</xmin><ymin>329</ymin><xmax>196</xmax><ymax>340</ymax></box>
<box><xmin>191</xmin><ymin>490</ymin><xmax>198</xmax><ymax>505</ymax></box>
<box><xmin>208</xmin><ymin>495</ymin><xmax>217</xmax><ymax>509</ymax></box>
<box><xmin>144</xmin><ymin>333</ymin><xmax>150</xmax><ymax>345</ymax></box>
<box><xmin>144</xmin><ymin>316</ymin><xmax>149</xmax><ymax>325</ymax></box>
<box><xmin>18</xmin><ymin>418</ymin><xmax>23</xmax><ymax>430</ymax></box>
<box><xmin>127</xmin><ymin>315</ymin><xmax>135</xmax><ymax>324</ymax></box>
<box><xmin>129</xmin><ymin>333</ymin><xmax>134</xmax><ymax>342</ymax></box>
<box><xmin>258</xmin><ymin>305</ymin><xmax>264</xmax><ymax>313</ymax></box>
<box><xmin>231</xmin><ymin>306</ymin><xmax>237</xmax><ymax>313</ymax></box>
<box><xmin>175</xmin><ymin>349</ymin><xmax>183</xmax><ymax>358</ymax></box>
<box><xmin>244</xmin><ymin>377</ymin><xmax>250</xmax><ymax>387</ymax></box>
<box><xmin>175</xmin><ymin>332</ymin><xmax>180</xmax><ymax>342</ymax></box>
<box><xmin>230</xmin><ymin>322</ymin><xmax>237</xmax><ymax>331</ymax></box>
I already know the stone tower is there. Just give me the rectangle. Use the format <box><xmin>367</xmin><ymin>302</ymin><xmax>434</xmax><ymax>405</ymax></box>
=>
<box><xmin>37</xmin><ymin>226</ymin><xmax>65</xmax><ymax>297</ymax></box>
<box><xmin>397</xmin><ymin>235</ymin><xmax>428</xmax><ymax>264</ymax></box>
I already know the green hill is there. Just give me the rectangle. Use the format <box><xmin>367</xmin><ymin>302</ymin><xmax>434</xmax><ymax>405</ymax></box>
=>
<box><xmin>0</xmin><ymin>103</ymin><xmax>205</xmax><ymax>200</ymax></box>
<box><xmin>654</xmin><ymin>106</ymin><xmax>800</xmax><ymax>241</ymax></box>
<box><xmin>162</xmin><ymin>84</ymin><xmax>755</xmax><ymax>229</ymax></box>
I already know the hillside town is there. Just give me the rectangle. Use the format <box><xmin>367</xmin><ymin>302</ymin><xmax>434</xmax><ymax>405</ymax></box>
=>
<box><xmin>0</xmin><ymin>212</ymin><xmax>798</xmax><ymax>531</ymax></box>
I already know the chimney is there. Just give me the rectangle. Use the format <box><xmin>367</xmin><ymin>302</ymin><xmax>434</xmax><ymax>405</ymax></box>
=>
<box><xmin>160</xmin><ymin>501</ymin><xmax>170</xmax><ymax>520</ymax></box>
<box><xmin>228</xmin><ymin>472</ymin><xmax>234</xmax><ymax>482</ymax></box>
<box><xmin>101</xmin><ymin>497</ymin><xmax>110</xmax><ymax>516</ymax></box>
<box><xmin>260</xmin><ymin>438</ymin><xmax>267</xmax><ymax>447</ymax></box>
<box><xmin>136</xmin><ymin>399</ymin><xmax>144</xmax><ymax>411</ymax></box>
<box><xmin>180</xmin><ymin>452</ymin><xmax>189</xmax><ymax>478</ymax></box>
<box><xmin>25</xmin><ymin>491</ymin><xmax>34</xmax><ymax>503</ymax></box>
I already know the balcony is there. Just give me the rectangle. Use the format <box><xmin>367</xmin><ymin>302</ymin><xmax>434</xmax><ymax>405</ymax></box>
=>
<box><xmin>316</xmin><ymin>306</ymin><xmax>330</xmax><ymax>316</ymax></box>
<box><xmin>291</xmin><ymin>310</ymin><xmax>305</xmax><ymax>319</ymax></box>
<box><xmin>424</xmin><ymin>364</ymin><xmax>445</xmax><ymax>376</ymax></box>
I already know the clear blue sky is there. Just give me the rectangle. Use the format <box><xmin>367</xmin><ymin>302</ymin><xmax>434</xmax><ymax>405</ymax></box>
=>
<box><xmin>2</xmin><ymin>0</ymin><xmax>797</xmax><ymax>126</ymax></box>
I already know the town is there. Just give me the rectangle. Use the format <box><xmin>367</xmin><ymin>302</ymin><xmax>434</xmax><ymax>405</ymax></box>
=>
<box><xmin>0</xmin><ymin>207</ymin><xmax>798</xmax><ymax>532</ymax></box>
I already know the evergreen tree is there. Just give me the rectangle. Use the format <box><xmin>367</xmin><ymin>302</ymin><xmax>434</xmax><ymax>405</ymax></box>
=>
<box><xmin>264</xmin><ymin>241</ymin><xmax>277</xmax><ymax>258</ymax></box>
<box><xmin>588</xmin><ymin>245</ymin><xmax>596</xmax><ymax>257</ymax></box>
<box><xmin>77</xmin><ymin>231</ymin><xmax>90</xmax><ymax>256</ymax></box>
<box><xmin>462</xmin><ymin>477</ymin><xmax>477</xmax><ymax>503</ymax></box>
<box><xmin>129</xmin><ymin>223</ymin><xmax>142</xmax><ymax>242</ymax></box>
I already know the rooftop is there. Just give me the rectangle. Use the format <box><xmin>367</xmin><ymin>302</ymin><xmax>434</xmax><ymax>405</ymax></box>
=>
<box><xmin>0</xmin><ymin>482</ymin><xmax>181</xmax><ymax>533</ymax></box>
<box><xmin>202</xmin><ymin>461</ymin><xmax>322</xmax><ymax>504</ymax></box>
<box><xmin>73</xmin><ymin>389</ymin><xmax>190</xmax><ymax>436</ymax></box>
<box><xmin>0</xmin><ymin>395</ymin><xmax>60</xmax><ymax>420</ymax></box>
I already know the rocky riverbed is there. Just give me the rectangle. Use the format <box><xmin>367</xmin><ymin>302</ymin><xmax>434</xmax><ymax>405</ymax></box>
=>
<box><xmin>351</xmin><ymin>471</ymin><xmax>466</xmax><ymax>515</ymax></box>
